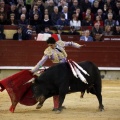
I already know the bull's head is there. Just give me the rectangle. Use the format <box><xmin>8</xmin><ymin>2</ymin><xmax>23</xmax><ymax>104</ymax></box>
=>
<box><xmin>32</xmin><ymin>82</ymin><xmax>47</xmax><ymax>105</ymax></box>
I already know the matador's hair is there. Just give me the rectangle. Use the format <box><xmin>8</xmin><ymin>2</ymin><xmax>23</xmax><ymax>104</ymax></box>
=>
<box><xmin>46</xmin><ymin>37</ymin><xmax>56</xmax><ymax>44</ymax></box>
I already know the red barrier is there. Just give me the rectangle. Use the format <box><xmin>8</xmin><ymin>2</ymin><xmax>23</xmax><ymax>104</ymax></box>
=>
<box><xmin>0</xmin><ymin>40</ymin><xmax>120</xmax><ymax>67</ymax></box>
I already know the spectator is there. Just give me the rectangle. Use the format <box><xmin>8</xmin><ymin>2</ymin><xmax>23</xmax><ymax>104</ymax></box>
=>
<box><xmin>7</xmin><ymin>3</ymin><xmax>18</xmax><ymax>20</ymax></box>
<box><xmin>42</xmin><ymin>14</ymin><xmax>53</xmax><ymax>28</ymax></box>
<box><xmin>95</xmin><ymin>9</ymin><xmax>105</xmax><ymax>21</ymax></box>
<box><xmin>6</xmin><ymin>13</ymin><xmax>18</xmax><ymax>25</ymax></box>
<box><xmin>0</xmin><ymin>25</ymin><xmax>6</xmax><ymax>40</ymax></box>
<box><xmin>104</xmin><ymin>13</ymin><xmax>116</xmax><ymax>27</ymax></box>
<box><xmin>61</xmin><ymin>5</ymin><xmax>71</xmax><ymax>20</ymax></box>
<box><xmin>43</xmin><ymin>8</ymin><xmax>50</xmax><ymax>19</ymax></box>
<box><xmin>70</xmin><ymin>13</ymin><xmax>81</xmax><ymax>30</ymax></box>
<box><xmin>112</xmin><ymin>25</ymin><xmax>120</xmax><ymax>35</ymax></box>
<box><xmin>30</xmin><ymin>13</ymin><xmax>41</xmax><ymax>26</ymax></box>
<box><xmin>67</xmin><ymin>26</ymin><xmax>80</xmax><ymax>35</ymax></box>
<box><xmin>80</xmin><ymin>30</ymin><xmax>85</xmax><ymax>36</ymax></box>
<box><xmin>56</xmin><ymin>13</ymin><xmax>70</xmax><ymax>26</ymax></box>
<box><xmin>18</xmin><ymin>6</ymin><xmax>29</xmax><ymax>20</ymax></box>
<box><xmin>103</xmin><ymin>3</ymin><xmax>109</xmax><ymax>14</ymax></box>
<box><xmin>82</xmin><ymin>15</ymin><xmax>93</xmax><ymax>26</ymax></box>
<box><xmin>0</xmin><ymin>0</ymin><xmax>10</xmax><ymax>13</ymax></box>
<box><xmin>80</xmin><ymin>30</ymin><xmax>93</xmax><ymax>41</ymax></box>
<box><xmin>36</xmin><ymin>0</ymin><xmax>44</xmax><ymax>14</ymax></box>
<box><xmin>82</xmin><ymin>8</ymin><xmax>94</xmax><ymax>21</ymax></box>
<box><xmin>74</xmin><ymin>7</ymin><xmax>83</xmax><ymax>21</ymax></box>
<box><xmin>91</xmin><ymin>22</ymin><xmax>103</xmax><ymax>41</ymax></box>
<box><xmin>69</xmin><ymin>0</ymin><xmax>82</xmax><ymax>13</ymax></box>
<box><xmin>18</xmin><ymin>14</ymin><xmax>29</xmax><ymax>26</ymax></box>
<box><xmin>0</xmin><ymin>13</ymin><xmax>7</xmax><ymax>25</ymax></box>
<box><xmin>98</xmin><ymin>0</ymin><xmax>104</xmax><ymax>9</ymax></box>
<box><xmin>58</xmin><ymin>0</ymin><xmax>68</xmax><ymax>13</ymax></box>
<box><xmin>94</xmin><ymin>15</ymin><xmax>104</xmax><ymax>27</ymax></box>
<box><xmin>116</xmin><ymin>10</ymin><xmax>120</xmax><ymax>25</ymax></box>
<box><xmin>81</xmin><ymin>0</ymin><xmax>92</xmax><ymax>12</ymax></box>
<box><xmin>29</xmin><ymin>4</ymin><xmax>42</xmax><ymax>20</ymax></box>
<box><xmin>30</xmin><ymin>13</ymin><xmax>42</xmax><ymax>33</ymax></box>
<box><xmin>24</xmin><ymin>25</ymin><xmax>33</xmax><ymax>39</ymax></box>
<box><xmin>25</xmin><ymin>0</ymin><xmax>33</xmax><ymax>13</ymax></box>
<box><xmin>91</xmin><ymin>0</ymin><xmax>100</xmax><ymax>14</ymax></box>
<box><xmin>51</xmin><ymin>6</ymin><xmax>61</xmax><ymax>25</ymax></box>
<box><xmin>45</xmin><ymin>0</ymin><xmax>55</xmax><ymax>16</ymax></box>
<box><xmin>0</xmin><ymin>6</ymin><xmax>7</xmax><ymax>19</ymax></box>
<box><xmin>41</xmin><ymin>26</ymin><xmax>53</xmax><ymax>34</ymax></box>
<box><xmin>113</xmin><ymin>1</ymin><xmax>120</xmax><ymax>15</ymax></box>
<box><xmin>104</xmin><ymin>0</ymin><xmax>113</xmax><ymax>9</ymax></box>
<box><xmin>13</xmin><ymin>27</ymin><xmax>30</xmax><ymax>40</ymax></box>
<box><xmin>103</xmin><ymin>25</ymin><xmax>113</xmax><ymax>36</ymax></box>
<box><xmin>16</xmin><ymin>0</ymin><xmax>25</xmax><ymax>15</ymax></box>
<box><xmin>104</xmin><ymin>7</ymin><xmax>116</xmax><ymax>20</ymax></box>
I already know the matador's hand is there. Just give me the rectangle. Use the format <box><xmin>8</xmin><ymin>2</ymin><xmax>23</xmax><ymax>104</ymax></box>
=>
<box><xmin>82</xmin><ymin>44</ymin><xmax>86</xmax><ymax>47</ymax></box>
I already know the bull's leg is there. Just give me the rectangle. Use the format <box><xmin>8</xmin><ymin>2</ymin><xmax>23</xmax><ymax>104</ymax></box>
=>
<box><xmin>36</xmin><ymin>96</ymin><xmax>45</xmax><ymax>109</ymax></box>
<box><xmin>52</xmin><ymin>95</ymin><xmax>59</xmax><ymax>111</ymax></box>
<box><xmin>80</xmin><ymin>91</ymin><xmax>85</xmax><ymax>98</ymax></box>
<box><xmin>36</xmin><ymin>102</ymin><xmax>43</xmax><ymax>109</ymax></box>
<box><xmin>94</xmin><ymin>86</ymin><xmax>104</xmax><ymax>111</ymax></box>
<box><xmin>96</xmin><ymin>92</ymin><xmax>104</xmax><ymax>111</ymax></box>
<box><xmin>58</xmin><ymin>94</ymin><xmax>66</xmax><ymax>112</ymax></box>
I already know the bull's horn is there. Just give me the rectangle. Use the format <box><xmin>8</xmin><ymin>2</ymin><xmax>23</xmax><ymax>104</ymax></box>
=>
<box><xmin>23</xmin><ymin>78</ymin><xmax>35</xmax><ymax>85</ymax></box>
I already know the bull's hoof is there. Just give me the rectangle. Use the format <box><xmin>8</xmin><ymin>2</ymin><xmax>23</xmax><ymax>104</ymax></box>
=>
<box><xmin>80</xmin><ymin>92</ymin><xmax>85</xmax><ymax>98</ymax></box>
<box><xmin>36</xmin><ymin>104</ymin><xmax>43</xmax><ymax>109</ymax></box>
<box><xmin>55</xmin><ymin>110</ymin><xmax>61</xmax><ymax>114</ymax></box>
<box><xmin>99</xmin><ymin>105</ymin><xmax>104</xmax><ymax>111</ymax></box>
<box><xmin>52</xmin><ymin>108</ymin><xmax>58</xmax><ymax>111</ymax></box>
<box><xmin>52</xmin><ymin>106</ymin><xmax>66</xmax><ymax>112</ymax></box>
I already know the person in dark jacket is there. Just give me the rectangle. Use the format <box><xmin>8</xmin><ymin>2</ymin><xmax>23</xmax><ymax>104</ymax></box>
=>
<box><xmin>56</xmin><ymin>13</ymin><xmax>70</xmax><ymax>26</ymax></box>
<box><xmin>112</xmin><ymin>25</ymin><xmax>120</xmax><ymax>35</ymax></box>
<box><xmin>13</xmin><ymin>27</ymin><xmax>30</xmax><ymax>40</ymax></box>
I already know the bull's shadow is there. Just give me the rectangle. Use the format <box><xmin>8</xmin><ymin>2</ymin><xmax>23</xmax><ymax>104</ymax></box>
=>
<box><xmin>32</xmin><ymin>61</ymin><xmax>104</xmax><ymax>113</ymax></box>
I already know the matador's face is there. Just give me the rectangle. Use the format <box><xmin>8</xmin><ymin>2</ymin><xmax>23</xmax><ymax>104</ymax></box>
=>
<box><xmin>48</xmin><ymin>43</ymin><xmax>56</xmax><ymax>49</ymax></box>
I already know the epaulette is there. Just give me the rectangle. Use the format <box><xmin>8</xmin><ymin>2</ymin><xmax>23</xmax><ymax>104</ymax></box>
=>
<box><xmin>44</xmin><ymin>47</ymin><xmax>53</xmax><ymax>56</ymax></box>
<box><xmin>57</xmin><ymin>40</ymin><xmax>65</xmax><ymax>48</ymax></box>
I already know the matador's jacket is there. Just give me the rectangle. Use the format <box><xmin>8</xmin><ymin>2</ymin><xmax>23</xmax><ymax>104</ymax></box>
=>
<box><xmin>31</xmin><ymin>40</ymin><xmax>82</xmax><ymax>73</ymax></box>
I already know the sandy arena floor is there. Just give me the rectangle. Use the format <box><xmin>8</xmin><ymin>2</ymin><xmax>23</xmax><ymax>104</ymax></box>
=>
<box><xmin>0</xmin><ymin>80</ymin><xmax>120</xmax><ymax>120</ymax></box>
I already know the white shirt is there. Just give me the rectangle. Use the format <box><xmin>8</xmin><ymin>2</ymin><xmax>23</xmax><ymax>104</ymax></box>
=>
<box><xmin>85</xmin><ymin>36</ymin><xmax>88</xmax><ymax>41</ymax></box>
<box><xmin>70</xmin><ymin>20</ymin><xmax>81</xmax><ymax>28</ymax></box>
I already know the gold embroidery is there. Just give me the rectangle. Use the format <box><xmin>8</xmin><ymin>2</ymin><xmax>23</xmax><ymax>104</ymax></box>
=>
<box><xmin>44</xmin><ymin>41</ymin><xmax>67</xmax><ymax>63</ymax></box>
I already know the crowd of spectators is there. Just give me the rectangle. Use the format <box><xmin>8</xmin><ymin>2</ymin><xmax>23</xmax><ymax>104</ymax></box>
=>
<box><xmin>0</xmin><ymin>0</ymin><xmax>120</xmax><ymax>41</ymax></box>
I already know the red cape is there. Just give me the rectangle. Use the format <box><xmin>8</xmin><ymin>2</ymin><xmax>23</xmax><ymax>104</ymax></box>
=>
<box><xmin>0</xmin><ymin>70</ymin><xmax>37</xmax><ymax>113</ymax></box>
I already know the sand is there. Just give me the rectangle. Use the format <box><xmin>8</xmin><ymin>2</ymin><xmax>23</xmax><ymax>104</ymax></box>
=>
<box><xmin>0</xmin><ymin>80</ymin><xmax>120</xmax><ymax>120</ymax></box>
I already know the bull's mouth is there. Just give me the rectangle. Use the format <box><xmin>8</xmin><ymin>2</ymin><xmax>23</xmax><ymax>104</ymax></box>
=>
<box><xmin>36</xmin><ymin>95</ymin><xmax>45</xmax><ymax>104</ymax></box>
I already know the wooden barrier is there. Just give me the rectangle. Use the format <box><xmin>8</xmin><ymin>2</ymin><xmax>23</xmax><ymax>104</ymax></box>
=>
<box><xmin>103</xmin><ymin>36</ymin><xmax>120</xmax><ymax>41</ymax></box>
<box><xmin>0</xmin><ymin>40</ymin><xmax>120</xmax><ymax>67</ymax></box>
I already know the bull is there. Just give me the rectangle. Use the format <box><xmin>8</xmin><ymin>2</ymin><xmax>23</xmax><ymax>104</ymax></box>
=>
<box><xmin>32</xmin><ymin>61</ymin><xmax>104</xmax><ymax>113</ymax></box>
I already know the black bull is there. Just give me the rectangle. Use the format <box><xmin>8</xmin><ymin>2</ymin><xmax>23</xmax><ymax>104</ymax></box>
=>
<box><xmin>32</xmin><ymin>61</ymin><xmax>104</xmax><ymax>111</ymax></box>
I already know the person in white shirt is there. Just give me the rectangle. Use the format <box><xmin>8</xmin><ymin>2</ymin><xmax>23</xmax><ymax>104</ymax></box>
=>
<box><xmin>70</xmin><ymin>13</ymin><xmax>81</xmax><ymax>30</ymax></box>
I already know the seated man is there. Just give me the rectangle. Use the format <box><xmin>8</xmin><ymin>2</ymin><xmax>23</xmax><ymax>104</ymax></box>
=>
<box><xmin>91</xmin><ymin>23</ymin><xmax>103</xmax><ymax>41</ymax></box>
<box><xmin>41</xmin><ymin>26</ymin><xmax>53</xmax><ymax>34</ymax></box>
<box><xmin>80</xmin><ymin>30</ymin><xmax>93</xmax><ymax>41</ymax></box>
<box><xmin>13</xmin><ymin>26</ymin><xmax>31</xmax><ymax>40</ymax></box>
<box><xmin>56</xmin><ymin>13</ymin><xmax>70</xmax><ymax>26</ymax></box>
